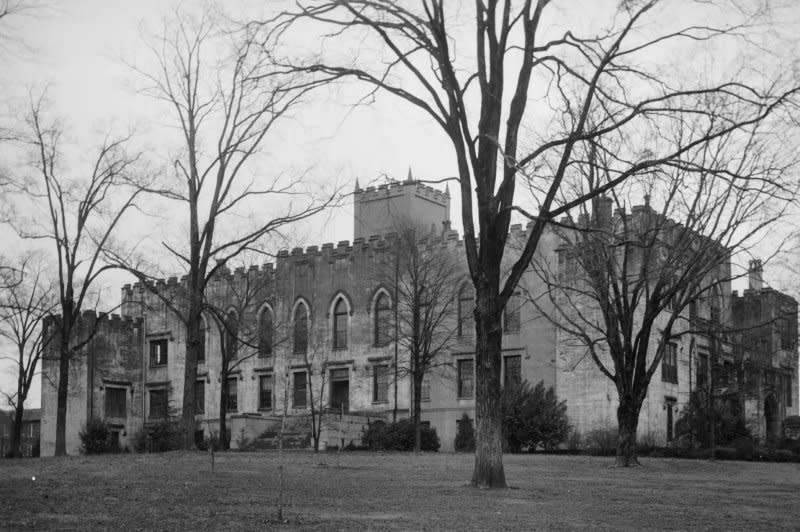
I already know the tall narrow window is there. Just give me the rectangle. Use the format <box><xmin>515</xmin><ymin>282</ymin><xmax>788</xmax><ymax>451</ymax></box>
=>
<box><xmin>373</xmin><ymin>365</ymin><xmax>389</xmax><ymax>403</ymax></box>
<box><xmin>225</xmin><ymin>310</ymin><xmax>239</xmax><ymax>360</ymax></box>
<box><xmin>226</xmin><ymin>377</ymin><xmax>238</xmax><ymax>412</ymax></box>
<box><xmin>195</xmin><ymin>379</ymin><xmax>205</xmax><ymax>414</ymax></box>
<box><xmin>458</xmin><ymin>283</ymin><xmax>474</xmax><ymax>337</ymax></box>
<box><xmin>149</xmin><ymin>339</ymin><xmax>168</xmax><ymax>367</ymax></box>
<box><xmin>661</xmin><ymin>343</ymin><xmax>678</xmax><ymax>384</ymax></box>
<box><xmin>420</xmin><ymin>375</ymin><xmax>431</xmax><ymax>402</ymax></box>
<box><xmin>259</xmin><ymin>308</ymin><xmax>273</xmax><ymax>357</ymax></box>
<box><xmin>333</xmin><ymin>298</ymin><xmax>348</xmax><ymax>349</ymax></box>
<box><xmin>105</xmin><ymin>387</ymin><xmax>127</xmax><ymax>418</ymax></box>
<box><xmin>503</xmin><ymin>355</ymin><xmax>522</xmax><ymax>388</ymax></box>
<box><xmin>503</xmin><ymin>293</ymin><xmax>521</xmax><ymax>333</ymax></box>
<box><xmin>457</xmin><ymin>359</ymin><xmax>474</xmax><ymax>399</ymax></box>
<box><xmin>787</xmin><ymin>374</ymin><xmax>793</xmax><ymax>408</ymax></box>
<box><xmin>149</xmin><ymin>389</ymin><xmax>168</xmax><ymax>419</ymax></box>
<box><xmin>665</xmin><ymin>398</ymin><xmax>676</xmax><ymax>442</ymax></box>
<box><xmin>293</xmin><ymin>303</ymin><xmax>308</xmax><ymax>354</ymax></box>
<box><xmin>293</xmin><ymin>371</ymin><xmax>307</xmax><ymax>408</ymax></box>
<box><xmin>259</xmin><ymin>375</ymin><xmax>273</xmax><ymax>410</ymax></box>
<box><xmin>374</xmin><ymin>293</ymin><xmax>392</xmax><ymax>346</ymax></box>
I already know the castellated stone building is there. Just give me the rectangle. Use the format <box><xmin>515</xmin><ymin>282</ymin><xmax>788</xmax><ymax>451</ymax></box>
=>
<box><xmin>40</xmin><ymin>179</ymin><xmax>798</xmax><ymax>455</ymax></box>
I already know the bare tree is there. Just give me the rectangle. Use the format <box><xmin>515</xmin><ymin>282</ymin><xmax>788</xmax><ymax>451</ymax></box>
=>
<box><xmin>266</xmin><ymin>0</ymin><xmax>800</xmax><ymax>486</ymax></box>
<box><xmin>121</xmin><ymin>8</ymin><xmax>337</xmax><ymax>448</ymax></box>
<box><xmin>379</xmin><ymin>224</ymin><xmax>461</xmax><ymax>452</ymax></box>
<box><xmin>301</xmin><ymin>339</ymin><xmax>330</xmax><ymax>453</ymax></box>
<box><xmin>532</xmin><ymin>120</ymin><xmax>797</xmax><ymax>465</ymax></box>
<box><xmin>10</xmin><ymin>96</ymin><xmax>144</xmax><ymax>456</ymax></box>
<box><xmin>0</xmin><ymin>253</ymin><xmax>56</xmax><ymax>457</ymax></box>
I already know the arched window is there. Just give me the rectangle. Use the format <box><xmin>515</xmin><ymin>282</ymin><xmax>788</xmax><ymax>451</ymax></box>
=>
<box><xmin>333</xmin><ymin>298</ymin><xmax>348</xmax><ymax>349</ymax></box>
<box><xmin>374</xmin><ymin>292</ymin><xmax>392</xmax><ymax>347</ymax></box>
<box><xmin>225</xmin><ymin>310</ymin><xmax>239</xmax><ymax>360</ymax></box>
<box><xmin>293</xmin><ymin>302</ymin><xmax>308</xmax><ymax>354</ymax></box>
<box><xmin>458</xmin><ymin>283</ymin><xmax>475</xmax><ymax>337</ymax></box>
<box><xmin>259</xmin><ymin>307</ymin><xmax>273</xmax><ymax>358</ymax></box>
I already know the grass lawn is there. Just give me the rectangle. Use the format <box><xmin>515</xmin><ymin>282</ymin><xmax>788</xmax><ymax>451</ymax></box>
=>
<box><xmin>1</xmin><ymin>451</ymin><xmax>798</xmax><ymax>530</ymax></box>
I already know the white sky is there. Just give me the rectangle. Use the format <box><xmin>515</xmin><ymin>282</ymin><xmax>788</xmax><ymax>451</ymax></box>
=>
<box><xmin>1</xmin><ymin>1</ymin><xmax>799</xmax><ymax>408</ymax></box>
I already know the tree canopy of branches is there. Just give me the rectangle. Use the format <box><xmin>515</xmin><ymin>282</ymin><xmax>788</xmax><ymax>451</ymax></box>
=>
<box><xmin>534</xmin><ymin>117</ymin><xmax>798</xmax><ymax>465</ymax></box>
<box><xmin>11</xmin><ymin>97</ymin><xmax>144</xmax><ymax>456</ymax></box>
<box><xmin>0</xmin><ymin>253</ymin><xmax>55</xmax><ymax>457</ymax></box>
<box><xmin>380</xmin><ymin>223</ymin><xmax>461</xmax><ymax>452</ymax></box>
<box><xmin>123</xmin><ymin>9</ymin><xmax>337</xmax><ymax>448</ymax></box>
<box><xmin>268</xmin><ymin>0</ymin><xmax>800</xmax><ymax>486</ymax></box>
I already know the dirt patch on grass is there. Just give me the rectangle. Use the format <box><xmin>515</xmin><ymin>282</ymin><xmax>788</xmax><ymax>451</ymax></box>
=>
<box><xmin>1</xmin><ymin>452</ymin><xmax>799</xmax><ymax>530</ymax></box>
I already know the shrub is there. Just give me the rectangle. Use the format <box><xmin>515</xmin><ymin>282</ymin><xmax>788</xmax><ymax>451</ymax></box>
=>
<box><xmin>501</xmin><ymin>380</ymin><xmax>570</xmax><ymax>453</ymax></box>
<box><xmin>131</xmin><ymin>420</ymin><xmax>183</xmax><ymax>453</ymax></box>
<box><xmin>362</xmin><ymin>419</ymin><xmax>440</xmax><ymax>452</ymax></box>
<box><xmin>79</xmin><ymin>418</ymin><xmax>113</xmax><ymax>455</ymax></box>
<box><xmin>454</xmin><ymin>413</ymin><xmax>475</xmax><ymax>453</ymax></box>
<box><xmin>584</xmin><ymin>427</ymin><xmax>618</xmax><ymax>456</ymax></box>
<box><xmin>566</xmin><ymin>429</ymin><xmax>582</xmax><ymax>453</ymax></box>
<box><xmin>675</xmin><ymin>391</ymin><xmax>751</xmax><ymax>449</ymax></box>
<box><xmin>637</xmin><ymin>432</ymin><xmax>659</xmax><ymax>456</ymax></box>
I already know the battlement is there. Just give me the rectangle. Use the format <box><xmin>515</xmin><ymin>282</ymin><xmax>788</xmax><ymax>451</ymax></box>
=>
<box><xmin>355</xmin><ymin>179</ymin><xmax>450</xmax><ymax>206</ymax></box>
<box><xmin>44</xmin><ymin>310</ymin><xmax>143</xmax><ymax>337</ymax></box>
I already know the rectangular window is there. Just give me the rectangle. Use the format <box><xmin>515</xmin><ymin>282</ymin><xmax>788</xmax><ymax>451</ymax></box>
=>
<box><xmin>666</xmin><ymin>398</ymin><xmax>676</xmax><ymax>442</ymax></box>
<box><xmin>697</xmin><ymin>352</ymin><xmax>709</xmax><ymax>388</ymax></box>
<box><xmin>149</xmin><ymin>339</ymin><xmax>168</xmax><ymax>367</ymax></box>
<box><xmin>293</xmin><ymin>371</ymin><xmax>307</xmax><ymax>408</ymax></box>
<box><xmin>421</xmin><ymin>375</ymin><xmax>431</xmax><ymax>402</ymax></box>
<box><xmin>226</xmin><ymin>377</ymin><xmax>238</xmax><ymax>413</ymax></box>
<box><xmin>503</xmin><ymin>355</ymin><xmax>522</xmax><ymax>388</ymax></box>
<box><xmin>259</xmin><ymin>375</ymin><xmax>273</xmax><ymax>410</ymax></box>
<box><xmin>372</xmin><ymin>365</ymin><xmax>389</xmax><ymax>403</ymax></box>
<box><xmin>149</xmin><ymin>389</ymin><xmax>168</xmax><ymax>420</ymax></box>
<box><xmin>104</xmin><ymin>387</ymin><xmax>127</xmax><ymax>418</ymax></box>
<box><xmin>457</xmin><ymin>359</ymin><xmax>474</xmax><ymax>399</ymax></box>
<box><xmin>661</xmin><ymin>343</ymin><xmax>678</xmax><ymax>384</ymax></box>
<box><xmin>195</xmin><ymin>380</ymin><xmax>205</xmax><ymax>414</ymax></box>
<box><xmin>503</xmin><ymin>294</ymin><xmax>521</xmax><ymax>333</ymax></box>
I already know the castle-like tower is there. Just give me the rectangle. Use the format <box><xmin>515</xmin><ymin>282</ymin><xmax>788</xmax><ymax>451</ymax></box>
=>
<box><xmin>353</xmin><ymin>170</ymin><xmax>451</xmax><ymax>240</ymax></box>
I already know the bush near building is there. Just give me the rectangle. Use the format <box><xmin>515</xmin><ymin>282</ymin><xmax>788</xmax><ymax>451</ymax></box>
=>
<box><xmin>501</xmin><ymin>380</ymin><xmax>571</xmax><ymax>453</ymax></box>
<box><xmin>362</xmin><ymin>419</ymin><xmax>440</xmax><ymax>452</ymax></box>
<box><xmin>454</xmin><ymin>413</ymin><xmax>475</xmax><ymax>453</ymax></box>
<box><xmin>79</xmin><ymin>419</ymin><xmax>115</xmax><ymax>455</ymax></box>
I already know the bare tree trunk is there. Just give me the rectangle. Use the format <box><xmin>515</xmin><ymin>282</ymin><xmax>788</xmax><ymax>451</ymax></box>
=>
<box><xmin>54</xmin><ymin>335</ymin><xmax>70</xmax><ymax>456</ymax></box>
<box><xmin>615</xmin><ymin>397</ymin><xmax>642</xmax><ymax>467</ymax></box>
<box><xmin>182</xmin><ymin>298</ymin><xmax>202</xmax><ymax>449</ymax></box>
<box><xmin>412</xmin><ymin>371</ymin><xmax>423</xmax><ymax>453</ymax></box>
<box><xmin>10</xmin><ymin>404</ymin><xmax>24</xmax><ymax>458</ymax></box>
<box><xmin>471</xmin><ymin>298</ymin><xmax>506</xmax><ymax>488</ymax></box>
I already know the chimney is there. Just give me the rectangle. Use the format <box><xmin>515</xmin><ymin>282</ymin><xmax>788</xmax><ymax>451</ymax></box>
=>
<box><xmin>748</xmin><ymin>259</ymin><xmax>763</xmax><ymax>291</ymax></box>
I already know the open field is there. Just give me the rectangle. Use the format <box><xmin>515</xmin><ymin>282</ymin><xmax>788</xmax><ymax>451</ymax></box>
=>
<box><xmin>1</xmin><ymin>451</ymin><xmax>799</xmax><ymax>531</ymax></box>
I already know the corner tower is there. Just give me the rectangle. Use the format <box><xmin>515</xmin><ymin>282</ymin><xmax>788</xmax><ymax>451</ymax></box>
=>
<box><xmin>353</xmin><ymin>170</ymin><xmax>451</xmax><ymax>239</ymax></box>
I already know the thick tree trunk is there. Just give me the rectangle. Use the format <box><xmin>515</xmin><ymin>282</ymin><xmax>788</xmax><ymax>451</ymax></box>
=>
<box><xmin>471</xmin><ymin>300</ymin><xmax>506</xmax><ymax>488</ymax></box>
<box><xmin>219</xmin><ymin>373</ymin><xmax>229</xmax><ymax>450</ymax></box>
<box><xmin>54</xmin><ymin>337</ymin><xmax>70</xmax><ymax>457</ymax></box>
<box><xmin>615</xmin><ymin>397</ymin><xmax>642</xmax><ymax>467</ymax></box>
<box><xmin>10</xmin><ymin>405</ymin><xmax>24</xmax><ymax>458</ymax></box>
<box><xmin>182</xmin><ymin>301</ymin><xmax>201</xmax><ymax>449</ymax></box>
<box><xmin>413</xmin><ymin>371</ymin><xmax>423</xmax><ymax>453</ymax></box>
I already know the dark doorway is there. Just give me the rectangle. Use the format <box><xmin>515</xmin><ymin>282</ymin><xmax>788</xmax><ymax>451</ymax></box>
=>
<box><xmin>330</xmin><ymin>368</ymin><xmax>349</xmax><ymax>414</ymax></box>
<box><xmin>765</xmin><ymin>394</ymin><xmax>778</xmax><ymax>444</ymax></box>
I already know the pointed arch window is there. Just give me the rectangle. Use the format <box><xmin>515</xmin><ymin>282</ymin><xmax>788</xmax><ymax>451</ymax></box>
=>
<box><xmin>374</xmin><ymin>292</ymin><xmax>392</xmax><ymax>347</ymax></box>
<box><xmin>458</xmin><ymin>283</ymin><xmax>475</xmax><ymax>337</ymax></box>
<box><xmin>259</xmin><ymin>307</ymin><xmax>273</xmax><ymax>358</ymax></box>
<box><xmin>333</xmin><ymin>298</ymin><xmax>348</xmax><ymax>350</ymax></box>
<box><xmin>225</xmin><ymin>310</ymin><xmax>239</xmax><ymax>360</ymax></box>
<box><xmin>293</xmin><ymin>303</ymin><xmax>308</xmax><ymax>354</ymax></box>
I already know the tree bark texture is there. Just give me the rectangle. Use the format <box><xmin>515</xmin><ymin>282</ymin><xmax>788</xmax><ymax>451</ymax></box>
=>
<box><xmin>615</xmin><ymin>396</ymin><xmax>642</xmax><ymax>467</ymax></box>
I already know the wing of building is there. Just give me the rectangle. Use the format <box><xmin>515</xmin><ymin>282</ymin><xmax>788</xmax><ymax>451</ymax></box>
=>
<box><xmin>40</xmin><ymin>178</ymin><xmax>799</xmax><ymax>455</ymax></box>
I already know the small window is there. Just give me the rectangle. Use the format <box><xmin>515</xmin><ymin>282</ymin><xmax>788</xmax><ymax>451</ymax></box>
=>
<box><xmin>149</xmin><ymin>389</ymin><xmax>168</xmax><ymax>420</ymax></box>
<box><xmin>225</xmin><ymin>310</ymin><xmax>239</xmax><ymax>361</ymax></box>
<box><xmin>457</xmin><ymin>359</ymin><xmax>474</xmax><ymax>399</ymax></box>
<box><xmin>259</xmin><ymin>375</ymin><xmax>273</xmax><ymax>410</ymax></box>
<box><xmin>293</xmin><ymin>371</ymin><xmax>307</xmax><ymax>408</ymax></box>
<box><xmin>333</xmin><ymin>298</ymin><xmax>348</xmax><ymax>349</ymax></box>
<box><xmin>149</xmin><ymin>339</ymin><xmax>168</xmax><ymax>367</ymax></box>
<box><xmin>105</xmin><ymin>387</ymin><xmax>127</xmax><ymax>418</ymax></box>
<box><xmin>226</xmin><ymin>377</ymin><xmax>238</xmax><ymax>412</ymax></box>
<box><xmin>458</xmin><ymin>284</ymin><xmax>475</xmax><ymax>337</ymax></box>
<box><xmin>661</xmin><ymin>343</ymin><xmax>678</xmax><ymax>384</ymax></box>
<box><xmin>293</xmin><ymin>304</ymin><xmax>308</xmax><ymax>354</ymax></box>
<box><xmin>503</xmin><ymin>294</ymin><xmax>521</xmax><ymax>333</ymax></box>
<box><xmin>503</xmin><ymin>355</ymin><xmax>522</xmax><ymax>388</ymax></box>
<box><xmin>259</xmin><ymin>308</ymin><xmax>273</xmax><ymax>358</ymax></box>
<box><xmin>195</xmin><ymin>380</ymin><xmax>205</xmax><ymax>415</ymax></box>
<box><xmin>374</xmin><ymin>293</ymin><xmax>392</xmax><ymax>346</ymax></box>
<box><xmin>373</xmin><ymin>365</ymin><xmax>389</xmax><ymax>403</ymax></box>
<box><xmin>421</xmin><ymin>375</ymin><xmax>431</xmax><ymax>403</ymax></box>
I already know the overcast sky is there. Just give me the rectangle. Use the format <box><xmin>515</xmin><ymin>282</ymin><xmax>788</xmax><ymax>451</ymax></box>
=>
<box><xmin>2</xmin><ymin>1</ymin><xmax>800</xmax><ymax>408</ymax></box>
